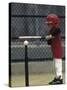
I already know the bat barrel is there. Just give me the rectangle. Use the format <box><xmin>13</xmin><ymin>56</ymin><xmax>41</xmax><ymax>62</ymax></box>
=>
<box><xmin>19</xmin><ymin>36</ymin><xmax>42</xmax><ymax>39</ymax></box>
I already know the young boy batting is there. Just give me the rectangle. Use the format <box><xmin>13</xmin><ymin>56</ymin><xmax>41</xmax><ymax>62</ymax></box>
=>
<box><xmin>45</xmin><ymin>13</ymin><xmax>63</xmax><ymax>84</ymax></box>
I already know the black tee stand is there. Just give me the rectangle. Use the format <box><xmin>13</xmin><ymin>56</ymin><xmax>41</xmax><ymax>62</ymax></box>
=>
<box><xmin>25</xmin><ymin>45</ymin><xmax>29</xmax><ymax>86</ymax></box>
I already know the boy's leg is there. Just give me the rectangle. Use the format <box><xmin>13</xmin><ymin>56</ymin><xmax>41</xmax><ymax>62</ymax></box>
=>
<box><xmin>54</xmin><ymin>58</ymin><xmax>62</xmax><ymax>79</ymax></box>
<box><xmin>49</xmin><ymin>58</ymin><xmax>63</xmax><ymax>84</ymax></box>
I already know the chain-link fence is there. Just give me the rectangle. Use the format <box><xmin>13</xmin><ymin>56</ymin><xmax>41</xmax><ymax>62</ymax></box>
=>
<box><xmin>11</xmin><ymin>3</ymin><xmax>65</xmax><ymax>39</ymax></box>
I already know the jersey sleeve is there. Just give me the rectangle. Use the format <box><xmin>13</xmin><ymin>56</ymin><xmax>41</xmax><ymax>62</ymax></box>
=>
<box><xmin>50</xmin><ymin>28</ymin><xmax>61</xmax><ymax>36</ymax></box>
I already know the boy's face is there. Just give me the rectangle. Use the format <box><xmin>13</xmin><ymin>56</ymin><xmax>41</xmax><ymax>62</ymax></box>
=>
<box><xmin>47</xmin><ymin>21</ymin><xmax>53</xmax><ymax>29</ymax></box>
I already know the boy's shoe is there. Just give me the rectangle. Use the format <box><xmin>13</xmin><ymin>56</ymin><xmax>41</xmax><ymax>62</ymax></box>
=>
<box><xmin>49</xmin><ymin>76</ymin><xmax>63</xmax><ymax>85</ymax></box>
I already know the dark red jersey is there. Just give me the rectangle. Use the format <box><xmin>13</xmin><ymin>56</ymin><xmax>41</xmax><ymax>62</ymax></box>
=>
<box><xmin>47</xmin><ymin>28</ymin><xmax>63</xmax><ymax>58</ymax></box>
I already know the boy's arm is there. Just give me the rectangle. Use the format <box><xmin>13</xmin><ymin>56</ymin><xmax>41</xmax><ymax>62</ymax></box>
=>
<box><xmin>45</xmin><ymin>28</ymin><xmax>61</xmax><ymax>40</ymax></box>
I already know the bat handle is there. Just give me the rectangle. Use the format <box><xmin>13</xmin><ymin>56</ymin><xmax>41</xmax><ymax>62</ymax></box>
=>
<box><xmin>41</xmin><ymin>36</ymin><xmax>46</xmax><ymax>39</ymax></box>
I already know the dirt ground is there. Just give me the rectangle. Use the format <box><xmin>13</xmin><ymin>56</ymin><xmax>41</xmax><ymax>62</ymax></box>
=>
<box><xmin>11</xmin><ymin>73</ymin><xmax>65</xmax><ymax>87</ymax></box>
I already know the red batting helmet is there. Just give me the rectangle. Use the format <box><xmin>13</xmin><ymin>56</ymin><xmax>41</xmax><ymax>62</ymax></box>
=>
<box><xmin>46</xmin><ymin>14</ymin><xmax>60</xmax><ymax>27</ymax></box>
